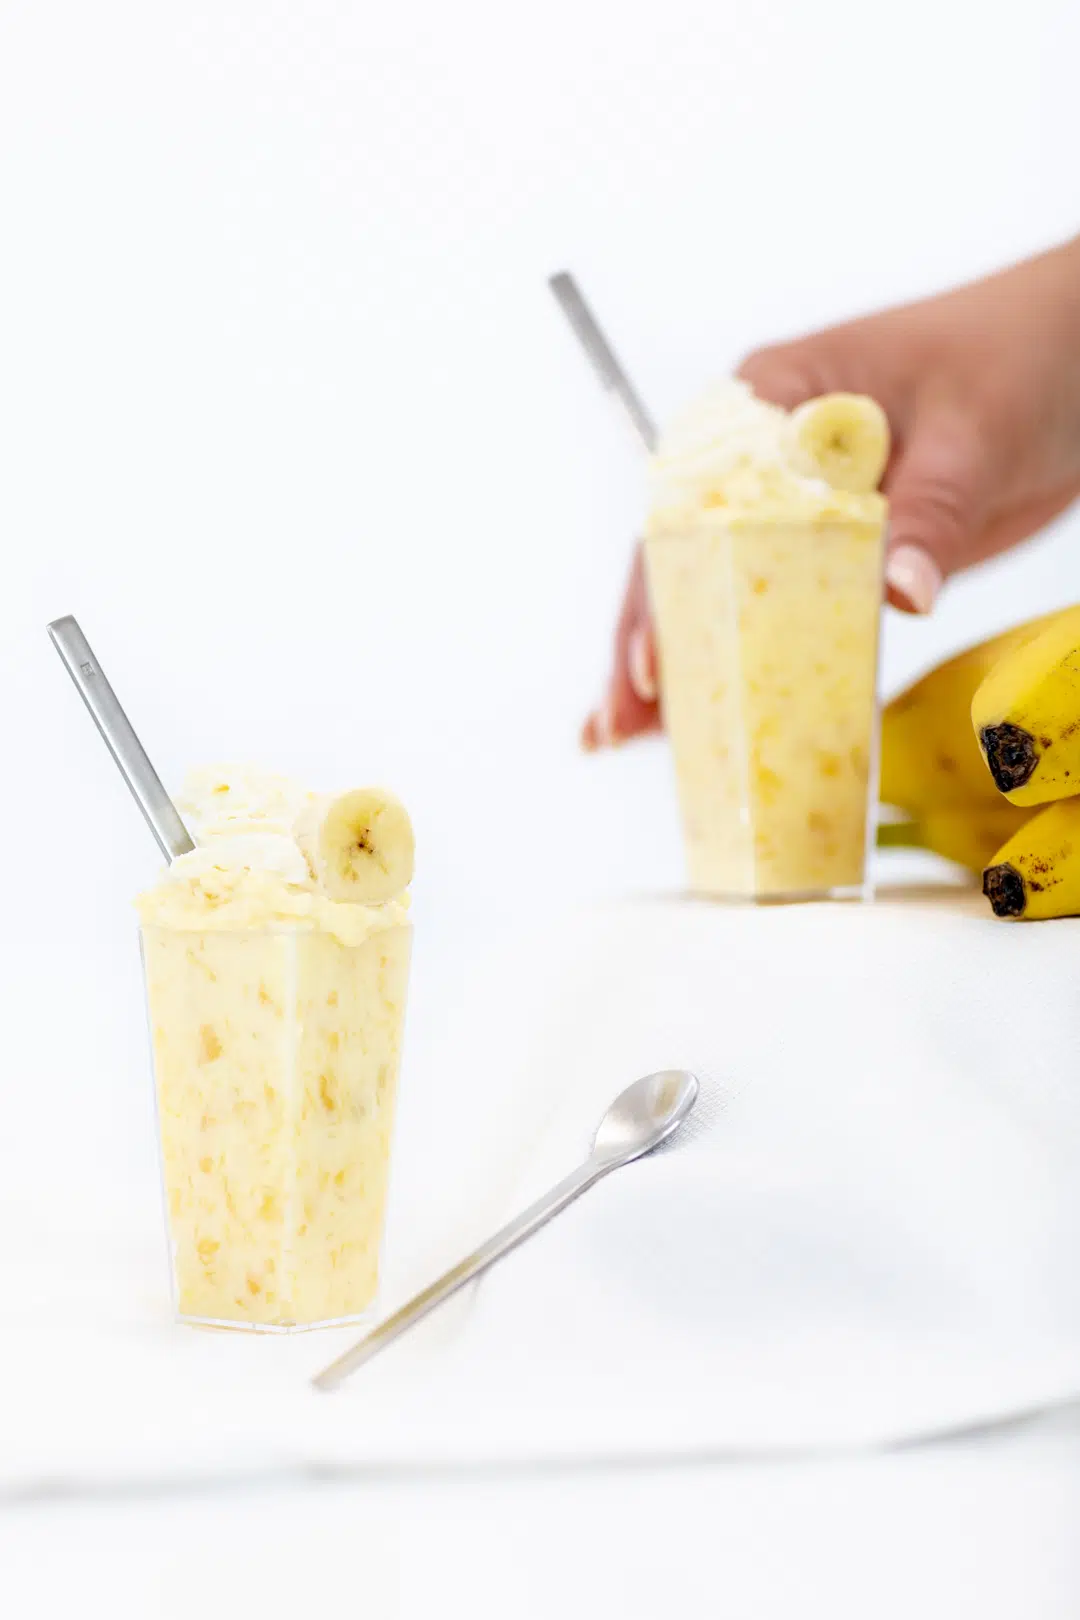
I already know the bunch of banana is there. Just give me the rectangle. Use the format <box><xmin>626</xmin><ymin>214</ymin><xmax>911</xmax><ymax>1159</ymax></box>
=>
<box><xmin>876</xmin><ymin>614</ymin><xmax>1056</xmax><ymax>874</ymax></box>
<box><xmin>295</xmin><ymin>788</ymin><xmax>414</xmax><ymax>903</ymax></box>
<box><xmin>879</xmin><ymin>609</ymin><xmax>1065</xmax><ymax>820</ymax></box>
<box><xmin>964</xmin><ymin>604</ymin><xmax>1080</xmax><ymax>919</ymax></box>
<box><xmin>879</xmin><ymin>603</ymin><xmax>1080</xmax><ymax>918</ymax></box>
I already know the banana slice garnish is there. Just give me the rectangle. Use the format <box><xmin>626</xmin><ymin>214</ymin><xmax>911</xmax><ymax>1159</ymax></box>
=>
<box><xmin>295</xmin><ymin>788</ymin><xmax>414</xmax><ymax>904</ymax></box>
<box><xmin>786</xmin><ymin>393</ymin><xmax>890</xmax><ymax>494</ymax></box>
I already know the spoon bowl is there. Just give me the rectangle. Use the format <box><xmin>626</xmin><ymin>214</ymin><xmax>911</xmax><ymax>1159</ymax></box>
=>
<box><xmin>592</xmin><ymin>1069</ymin><xmax>700</xmax><ymax>1165</ymax></box>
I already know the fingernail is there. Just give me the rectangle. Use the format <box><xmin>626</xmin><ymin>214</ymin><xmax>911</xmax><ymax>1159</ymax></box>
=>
<box><xmin>885</xmin><ymin>544</ymin><xmax>943</xmax><ymax>615</ymax></box>
<box><xmin>582</xmin><ymin>704</ymin><xmax>612</xmax><ymax>752</ymax></box>
<box><xmin>628</xmin><ymin>627</ymin><xmax>657</xmax><ymax>702</ymax></box>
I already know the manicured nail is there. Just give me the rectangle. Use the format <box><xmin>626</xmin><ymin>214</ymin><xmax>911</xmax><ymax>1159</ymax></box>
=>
<box><xmin>582</xmin><ymin>704</ymin><xmax>611</xmax><ymax>752</ymax></box>
<box><xmin>885</xmin><ymin>544</ymin><xmax>943</xmax><ymax>615</ymax></box>
<box><xmin>628</xmin><ymin>627</ymin><xmax>657</xmax><ymax>702</ymax></box>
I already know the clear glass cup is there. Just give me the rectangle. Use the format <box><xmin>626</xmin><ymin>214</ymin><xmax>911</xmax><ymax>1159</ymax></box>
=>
<box><xmin>644</xmin><ymin>514</ymin><xmax>885</xmax><ymax>901</ymax></box>
<box><xmin>141</xmin><ymin>921</ymin><xmax>412</xmax><ymax>1331</ymax></box>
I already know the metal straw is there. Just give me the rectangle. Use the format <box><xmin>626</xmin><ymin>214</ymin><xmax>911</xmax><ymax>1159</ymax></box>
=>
<box><xmin>548</xmin><ymin>271</ymin><xmax>658</xmax><ymax>454</ymax></box>
<box><xmin>47</xmin><ymin>616</ymin><xmax>195</xmax><ymax>862</ymax></box>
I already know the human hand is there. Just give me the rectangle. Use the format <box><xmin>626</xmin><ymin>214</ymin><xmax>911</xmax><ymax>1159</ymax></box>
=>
<box><xmin>584</xmin><ymin>235</ymin><xmax>1080</xmax><ymax>750</ymax></box>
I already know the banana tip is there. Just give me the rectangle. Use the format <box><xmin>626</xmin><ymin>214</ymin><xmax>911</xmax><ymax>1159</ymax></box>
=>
<box><xmin>980</xmin><ymin>723</ymin><xmax>1038</xmax><ymax>795</ymax></box>
<box><xmin>983</xmin><ymin>861</ymin><xmax>1027</xmax><ymax>919</ymax></box>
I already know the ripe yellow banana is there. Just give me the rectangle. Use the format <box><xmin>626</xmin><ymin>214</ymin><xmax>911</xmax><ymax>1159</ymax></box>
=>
<box><xmin>877</xmin><ymin>803</ymin><xmax>1033</xmax><ymax>875</ymax></box>
<box><xmin>971</xmin><ymin>604</ymin><xmax>1080</xmax><ymax>805</ymax></box>
<box><xmin>295</xmin><ymin>788</ymin><xmax>414</xmax><ymax>904</ymax></box>
<box><xmin>880</xmin><ymin>609</ymin><xmax>1070</xmax><ymax>817</ymax></box>
<box><xmin>982</xmin><ymin>798</ymin><xmax>1080</xmax><ymax>919</ymax></box>
<box><xmin>785</xmin><ymin>393</ymin><xmax>890</xmax><ymax>494</ymax></box>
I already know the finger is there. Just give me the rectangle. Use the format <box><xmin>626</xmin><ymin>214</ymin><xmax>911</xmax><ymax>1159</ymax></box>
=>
<box><xmin>581</xmin><ymin>709</ymin><xmax>605</xmax><ymax>752</ymax></box>
<box><xmin>736</xmin><ymin>344</ymin><xmax>832</xmax><ymax>411</ymax></box>
<box><xmin>610</xmin><ymin>551</ymin><xmax>660</xmax><ymax>740</ymax></box>
<box><xmin>583</xmin><ymin>546</ymin><xmax>662</xmax><ymax>749</ymax></box>
<box><xmin>882</xmin><ymin>406</ymin><xmax>992</xmax><ymax>614</ymax></box>
<box><xmin>609</xmin><ymin>680</ymin><xmax>662</xmax><ymax>744</ymax></box>
<box><xmin>581</xmin><ymin>687</ymin><xmax>662</xmax><ymax>751</ymax></box>
<box><xmin>953</xmin><ymin>484</ymin><xmax>1080</xmax><ymax>572</ymax></box>
<box><xmin>627</xmin><ymin>623</ymin><xmax>658</xmax><ymax>702</ymax></box>
<box><xmin>884</xmin><ymin>484</ymin><xmax>1080</xmax><ymax>617</ymax></box>
<box><xmin>596</xmin><ymin>619</ymin><xmax>661</xmax><ymax>746</ymax></box>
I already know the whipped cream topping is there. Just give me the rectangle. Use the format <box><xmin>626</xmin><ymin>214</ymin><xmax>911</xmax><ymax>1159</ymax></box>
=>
<box><xmin>647</xmin><ymin>379</ymin><xmax>882</xmax><ymax>527</ymax></box>
<box><xmin>176</xmin><ymin>765</ymin><xmax>315</xmax><ymax>838</ymax></box>
<box><xmin>169</xmin><ymin>831</ymin><xmax>312</xmax><ymax>890</ymax></box>
<box><xmin>137</xmin><ymin>766</ymin><xmax>409</xmax><ymax>945</ymax></box>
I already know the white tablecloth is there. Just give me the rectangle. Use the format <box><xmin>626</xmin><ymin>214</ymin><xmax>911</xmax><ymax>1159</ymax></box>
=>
<box><xmin>6</xmin><ymin>888</ymin><xmax>1080</xmax><ymax>1492</ymax></box>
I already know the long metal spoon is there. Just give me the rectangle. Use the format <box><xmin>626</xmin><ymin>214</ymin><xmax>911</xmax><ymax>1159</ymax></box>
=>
<box><xmin>312</xmin><ymin>1068</ymin><xmax>700</xmax><ymax>1392</ymax></box>
<box><xmin>47</xmin><ymin>615</ymin><xmax>195</xmax><ymax>862</ymax></box>
<box><xmin>548</xmin><ymin>271</ymin><xmax>658</xmax><ymax>454</ymax></box>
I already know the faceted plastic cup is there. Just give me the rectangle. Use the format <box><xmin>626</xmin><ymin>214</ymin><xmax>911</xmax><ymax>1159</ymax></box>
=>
<box><xmin>644</xmin><ymin>514</ymin><xmax>885</xmax><ymax>901</ymax></box>
<box><xmin>141</xmin><ymin>921</ymin><xmax>411</xmax><ymax>1331</ymax></box>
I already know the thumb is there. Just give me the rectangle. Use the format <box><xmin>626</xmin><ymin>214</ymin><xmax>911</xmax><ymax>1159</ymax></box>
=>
<box><xmin>737</xmin><ymin>343</ymin><xmax>828</xmax><ymax>411</ymax></box>
<box><xmin>883</xmin><ymin>408</ymin><xmax>991</xmax><ymax>615</ymax></box>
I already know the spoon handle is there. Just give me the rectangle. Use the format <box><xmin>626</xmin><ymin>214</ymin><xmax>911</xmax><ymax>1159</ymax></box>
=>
<box><xmin>47</xmin><ymin>616</ymin><xmax>195</xmax><ymax>863</ymax></box>
<box><xmin>313</xmin><ymin>1158</ymin><xmax>611</xmax><ymax>1391</ymax></box>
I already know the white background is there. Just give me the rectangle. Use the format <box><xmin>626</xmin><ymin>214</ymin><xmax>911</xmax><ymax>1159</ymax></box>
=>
<box><xmin>3</xmin><ymin>1</ymin><xmax>1080</xmax><ymax>1614</ymax></box>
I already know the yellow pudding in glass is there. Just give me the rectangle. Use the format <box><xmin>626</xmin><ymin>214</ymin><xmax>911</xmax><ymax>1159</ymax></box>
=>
<box><xmin>137</xmin><ymin>768</ymin><xmax>412</xmax><ymax>1331</ymax></box>
<box><xmin>644</xmin><ymin>383</ymin><xmax>887</xmax><ymax>901</ymax></box>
